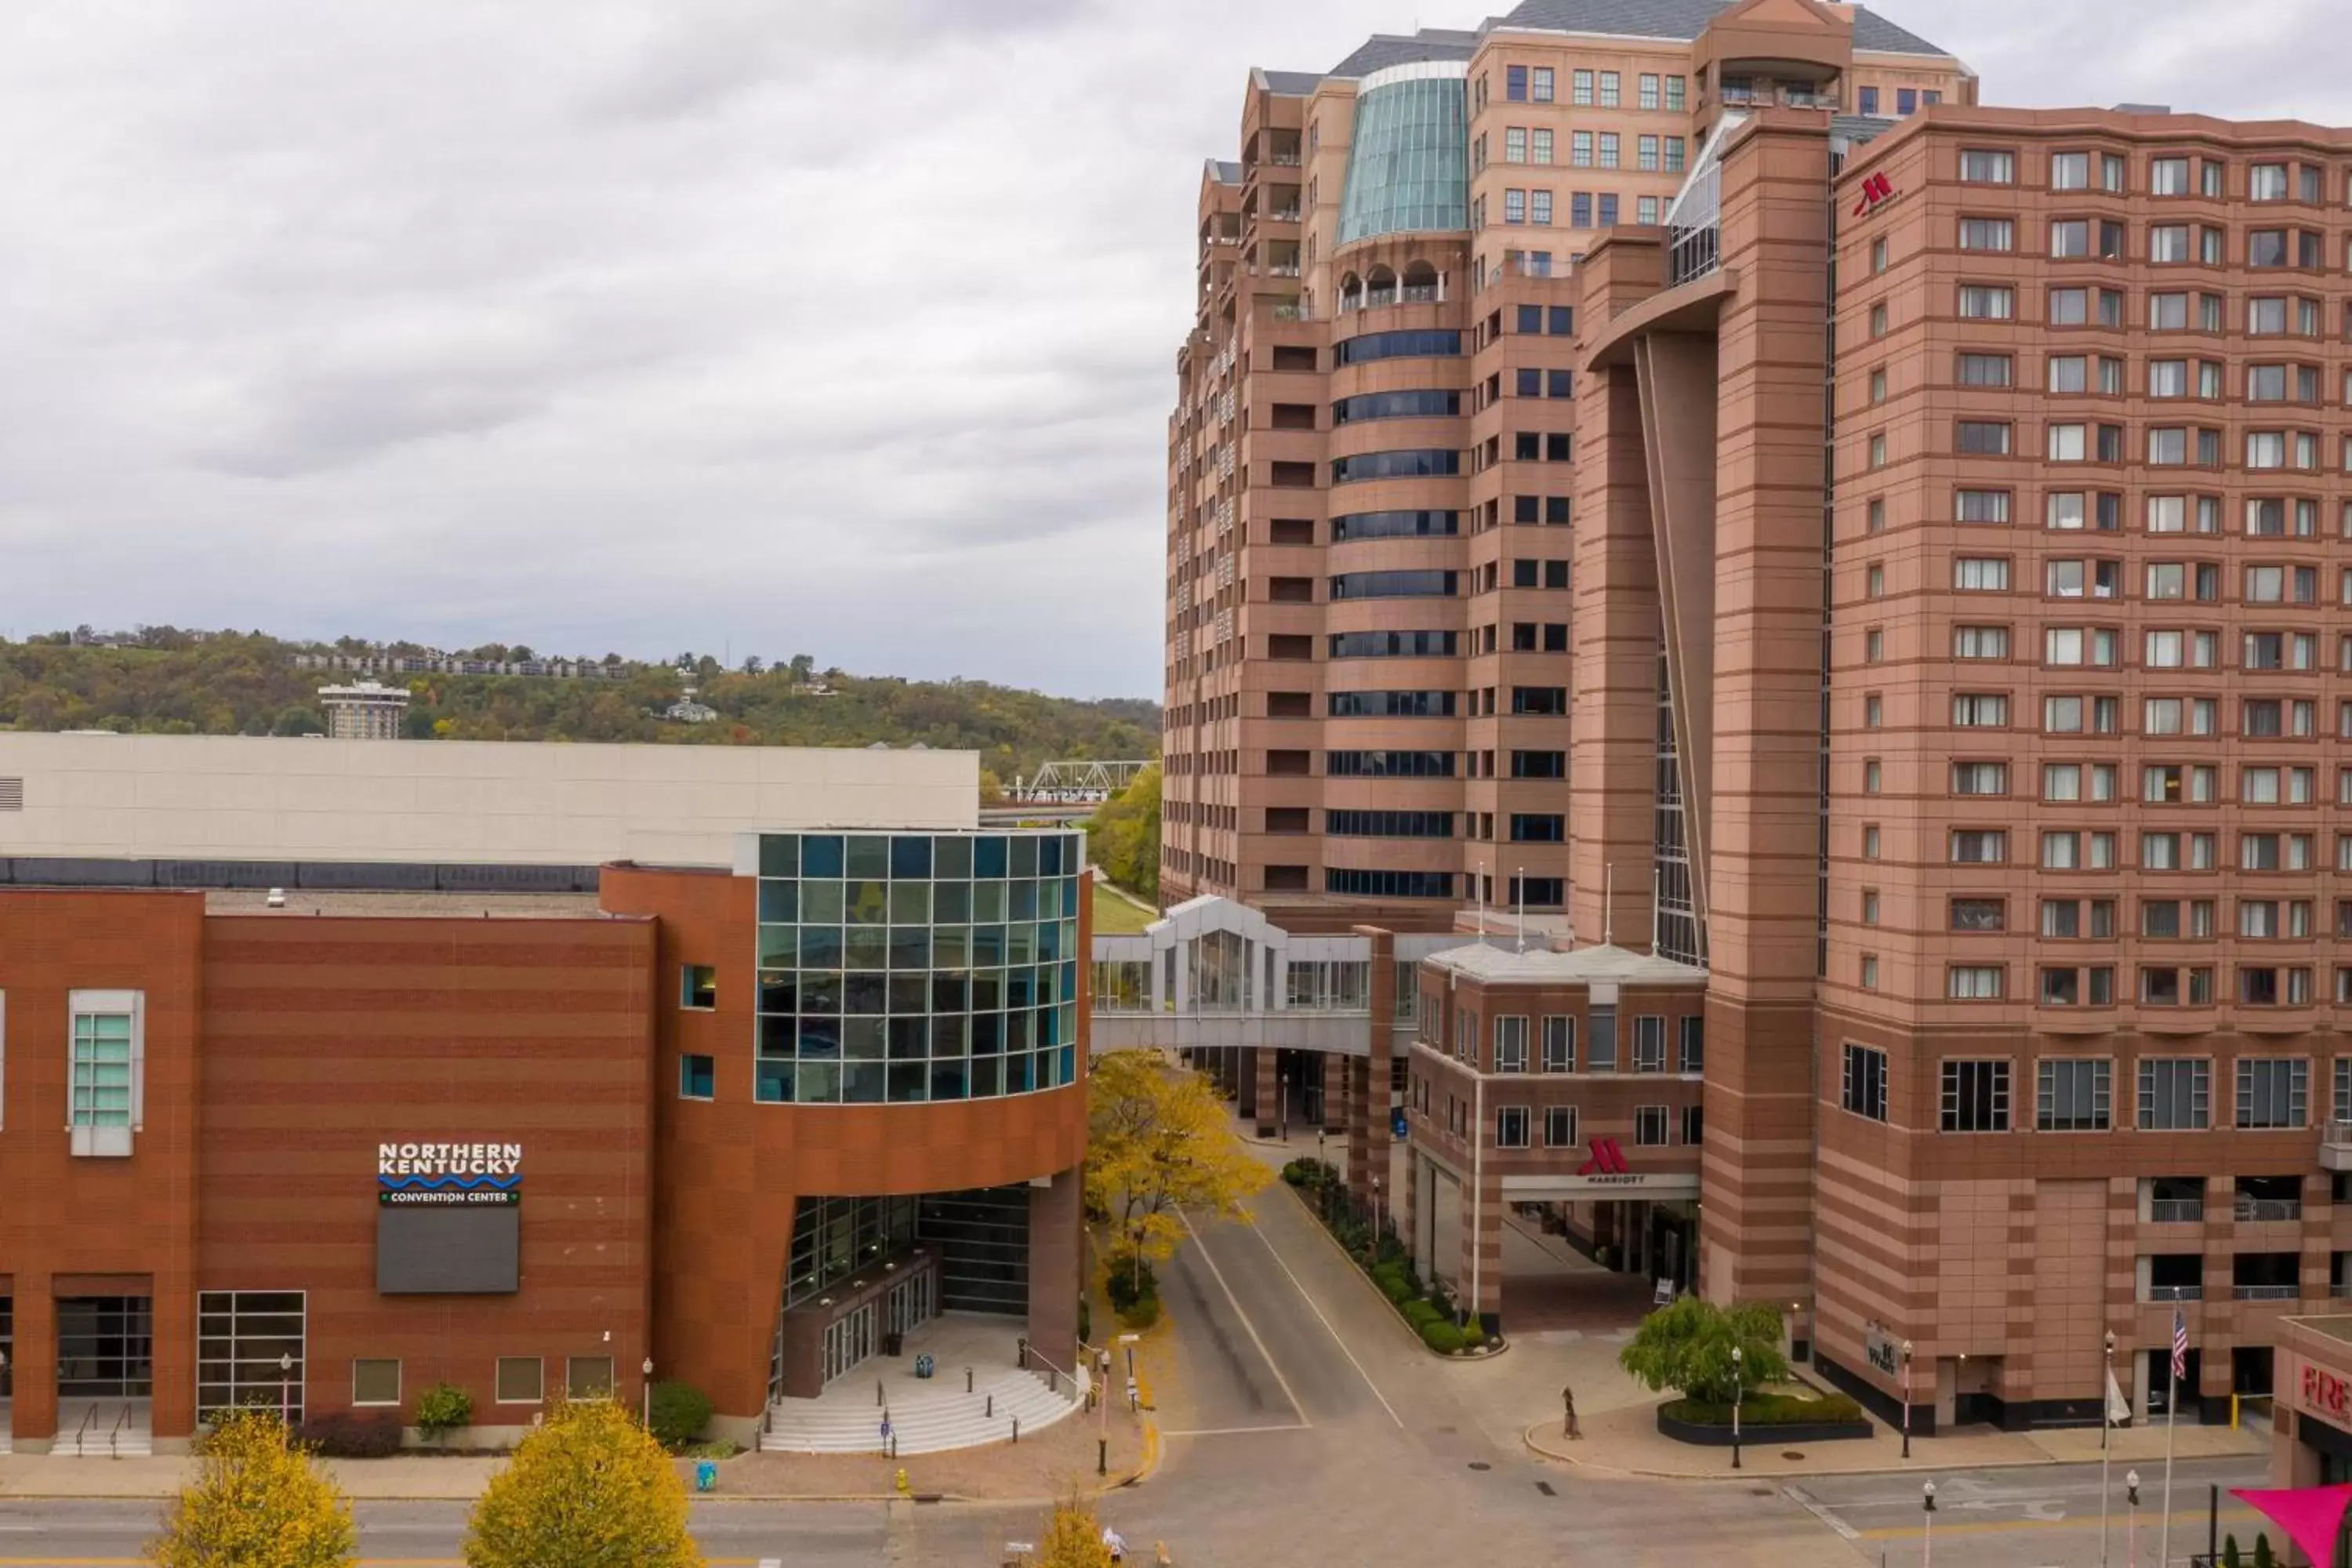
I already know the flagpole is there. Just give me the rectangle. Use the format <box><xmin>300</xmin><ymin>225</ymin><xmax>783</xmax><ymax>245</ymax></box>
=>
<box><xmin>2101</xmin><ymin>1331</ymin><xmax>2115</xmax><ymax>1568</ymax></box>
<box><xmin>2158</xmin><ymin>1356</ymin><xmax>2178</xmax><ymax>1568</ymax></box>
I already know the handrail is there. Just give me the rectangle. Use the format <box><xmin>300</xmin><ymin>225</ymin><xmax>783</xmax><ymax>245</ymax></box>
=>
<box><xmin>73</xmin><ymin>1402</ymin><xmax>96</xmax><ymax>1456</ymax></box>
<box><xmin>110</xmin><ymin>1402</ymin><xmax>129</xmax><ymax>1459</ymax></box>
<box><xmin>1025</xmin><ymin>1343</ymin><xmax>1076</xmax><ymax>1397</ymax></box>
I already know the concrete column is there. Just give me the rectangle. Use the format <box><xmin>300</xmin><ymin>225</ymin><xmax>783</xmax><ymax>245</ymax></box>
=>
<box><xmin>1026</xmin><ymin>1167</ymin><xmax>1083</xmax><ymax>1373</ymax></box>
<box><xmin>1320</xmin><ymin>1052</ymin><xmax>1345</xmax><ymax>1134</ymax></box>
<box><xmin>1251</xmin><ymin>1047</ymin><xmax>1278</xmax><ymax>1138</ymax></box>
<box><xmin>1348</xmin><ymin>927</ymin><xmax>1396</xmax><ymax>1212</ymax></box>
<box><xmin>151</xmin><ymin>1279</ymin><xmax>196</xmax><ymax>1446</ymax></box>
<box><xmin>1458</xmin><ymin>1158</ymin><xmax>1504</xmax><ymax>1335</ymax></box>
<box><xmin>1401</xmin><ymin>1147</ymin><xmax>1423</xmax><ymax>1279</ymax></box>
<box><xmin>13</xmin><ymin>1285</ymin><xmax>55</xmax><ymax>1450</ymax></box>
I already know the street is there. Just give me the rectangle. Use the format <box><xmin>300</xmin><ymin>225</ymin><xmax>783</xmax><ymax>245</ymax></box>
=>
<box><xmin>0</xmin><ymin>1186</ymin><xmax>2281</xmax><ymax>1566</ymax></box>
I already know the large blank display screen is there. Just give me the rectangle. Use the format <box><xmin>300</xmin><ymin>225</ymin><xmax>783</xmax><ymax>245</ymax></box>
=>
<box><xmin>376</xmin><ymin>1206</ymin><xmax>521</xmax><ymax>1294</ymax></box>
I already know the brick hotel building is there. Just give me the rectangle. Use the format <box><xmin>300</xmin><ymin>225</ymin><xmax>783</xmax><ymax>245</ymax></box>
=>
<box><xmin>0</xmin><ymin>735</ymin><xmax>1084</xmax><ymax>1454</ymax></box>
<box><xmin>1168</xmin><ymin>0</ymin><xmax>2352</xmax><ymax>1431</ymax></box>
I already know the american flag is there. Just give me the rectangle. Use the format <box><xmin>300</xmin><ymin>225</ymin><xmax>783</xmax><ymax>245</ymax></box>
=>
<box><xmin>2171</xmin><ymin>1308</ymin><xmax>2189</xmax><ymax>1380</ymax></box>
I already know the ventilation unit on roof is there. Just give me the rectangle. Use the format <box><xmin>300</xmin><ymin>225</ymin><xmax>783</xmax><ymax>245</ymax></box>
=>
<box><xmin>0</xmin><ymin>777</ymin><xmax>22</xmax><ymax>811</ymax></box>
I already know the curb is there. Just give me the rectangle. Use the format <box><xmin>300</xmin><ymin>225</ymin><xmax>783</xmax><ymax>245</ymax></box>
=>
<box><xmin>1517</xmin><ymin>1420</ymin><xmax>2250</xmax><ymax>1482</ymax></box>
<box><xmin>1275</xmin><ymin>1181</ymin><xmax>1507</xmax><ymax>1364</ymax></box>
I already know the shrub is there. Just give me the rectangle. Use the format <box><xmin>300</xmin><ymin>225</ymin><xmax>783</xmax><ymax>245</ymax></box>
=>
<box><xmin>1661</xmin><ymin>1392</ymin><xmax>1866</xmax><ymax>1427</ymax></box>
<box><xmin>1403</xmin><ymin>1300</ymin><xmax>1444</xmax><ymax>1330</ymax></box>
<box><xmin>1106</xmin><ymin>1251</ymin><xmax>1161</xmax><ymax>1329</ymax></box>
<box><xmin>1380</xmin><ymin>1274</ymin><xmax>1414</xmax><ymax>1305</ymax></box>
<box><xmin>647</xmin><ymin>1381</ymin><xmax>712</xmax><ymax>1448</ymax></box>
<box><xmin>1460</xmin><ymin>1322</ymin><xmax>1487</xmax><ymax>1351</ymax></box>
<box><xmin>295</xmin><ymin>1410</ymin><xmax>402</xmax><ymax>1458</ymax></box>
<box><xmin>1420</xmin><ymin>1320</ymin><xmax>1465</xmax><ymax>1354</ymax></box>
<box><xmin>2253</xmin><ymin>1534</ymin><xmax>2275</xmax><ymax>1568</ymax></box>
<box><xmin>414</xmin><ymin>1382</ymin><xmax>474</xmax><ymax>1442</ymax></box>
<box><xmin>1281</xmin><ymin>1157</ymin><xmax>1338</xmax><ymax>1189</ymax></box>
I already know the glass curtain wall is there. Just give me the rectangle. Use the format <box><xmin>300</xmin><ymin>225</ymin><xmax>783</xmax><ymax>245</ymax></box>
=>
<box><xmin>1338</xmin><ymin>63</ymin><xmax>1469</xmax><ymax>245</ymax></box>
<box><xmin>753</xmin><ymin>831</ymin><xmax>1083</xmax><ymax>1105</ymax></box>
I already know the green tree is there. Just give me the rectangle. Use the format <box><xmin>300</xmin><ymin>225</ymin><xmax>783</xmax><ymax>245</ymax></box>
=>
<box><xmin>147</xmin><ymin>1407</ymin><xmax>357</xmax><ymax>1568</ymax></box>
<box><xmin>463</xmin><ymin>1397</ymin><xmax>700</xmax><ymax>1568</ymax></box>
<box><xmin>1618</xmin><ymin>1297</ymin><xmax>1789</xmax><ymax>1405</ymax></box>
<box><xmin>1084</xmin><ymin>764</ymin><xmax>1160</xmax><ymax>901</ymax></box>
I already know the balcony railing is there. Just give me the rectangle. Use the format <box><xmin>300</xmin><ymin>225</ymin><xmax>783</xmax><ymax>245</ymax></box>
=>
<box><xmin>2235</xmin><ymin>1283</ymin><xmax>2302</xmax><ymax>1301</ymax></box>
<box><xmin>2235</xmin><ymin>1197</ymin><xmax>2303</xmax><ymax>1222</ymax></box>
<box><xmin>2149</xmin><ymin>1199</ymin><xmax>2205</xmax><ymax>1223</ymax></box>
<box><xmin>2147</xmin><ymin>1283</ymin><xmax>2204</xmax><ymax>1302</ymax></box>
<box><xmin>1269</xmin><ymin>151</ymin><xmax>1301</xmax><ymax>167</ymax></box>
<box><xmin>1268</xmin><ymin>209</ymin><xmax>1301</xmax><ymax>223</ymax></box>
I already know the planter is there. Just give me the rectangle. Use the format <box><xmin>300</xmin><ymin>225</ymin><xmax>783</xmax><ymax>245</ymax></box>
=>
<box><xmin>1655</xmin><ymin>1406</ymin><xmax>1872</xmax><ymax>1446</ymax></box>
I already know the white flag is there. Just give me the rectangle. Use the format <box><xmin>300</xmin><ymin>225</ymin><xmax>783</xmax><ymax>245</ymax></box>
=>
<box><xmin>2106</xmin><ymin>1367</ymin><xmax>2132</xmax><ymax>1427</ymax></box>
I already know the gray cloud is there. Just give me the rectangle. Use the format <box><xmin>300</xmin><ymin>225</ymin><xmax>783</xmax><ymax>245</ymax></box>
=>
<box><xmin>0</xmin><ymin>0</ymin><xmax>2333</xmax><ymax>694</ymax></box>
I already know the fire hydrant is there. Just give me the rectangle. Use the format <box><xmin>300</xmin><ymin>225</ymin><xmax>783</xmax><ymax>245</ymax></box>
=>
<box><xmin>895</xmin><ymin>1468</ymin><xmax>911</xmax><ymax>1497</ymax></box>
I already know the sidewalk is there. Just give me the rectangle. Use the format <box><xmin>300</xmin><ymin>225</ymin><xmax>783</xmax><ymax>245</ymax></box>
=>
<box><xmin>0</xmin><ymin>1405</ymin><xmax>1152</xmax><ymax>1503</ymax></box>
<box><xmin>1525</xmin><ymin>1393</ymin><xmax>2268</xmax><ymax>1480</ymax></box>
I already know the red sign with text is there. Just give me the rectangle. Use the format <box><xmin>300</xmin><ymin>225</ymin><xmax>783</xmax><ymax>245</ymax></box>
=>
<box><xmin>2303</xmin><ymin>1363</ymin><xmax>2350</xmax><ymax>1424</ymax></box>
<box><xmin>1852</xmin><ymin>172</ymin><xmax>1896</xmax><ymax>217</ymax></box>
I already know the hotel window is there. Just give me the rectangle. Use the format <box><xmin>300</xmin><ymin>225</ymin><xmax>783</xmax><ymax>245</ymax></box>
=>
<box><xmin>1677</xmin><ymin>1017</ymin><xmax>1704</xmax><ymax>1073</ymax></box>
<box><xmin>1953</xmin><ymin>557</ymin><xmax>2009</xmax><ymax>591</ymax></box>
<box><xmin>2052</xmin><ymin>152</ymin><xmax>2090</xmax><ymax>190</ymax></box>
<box><xmin>1639</xmin><ymin>135</ymin><xmax>1660</xmax><ymax>172</ymax></box>
<box><xmin>1869</xmin><ymin>303</ymin><xmax>1887</xmax><ymax>337</ymax></box>
<box><xmin>1940</xmin><ymin>1059</ymin><xmax>2012</xmax><ymax>1131</ymax></box>
<box><xmin>1532</xmin><ymin>129</ymin><xmax>1552</xmax><ymax>165</ymax></box>
<box><xmin>1842</xmin><ymin>1044</ymin><xmax>1889</xmax><ymax>1122</ymax></box>
<box><xmin>352</xmin><ymin>1359</ymin><xmax>401</xmax><ymax>1408</ymax></box>
<box><xmin>681</xmin><ymin>964</ymin><xmax>717</xmax><ymax>1009</ymax></box>
<box><xmin>1665</xmin><ymin>136</ymin><xmax>1686</xmax><ymax>173</ymax></box>
<box><xmin>1955</xmin><ymin>489</ymin><xmax>2010</xmax><ymax>523</ymax></box>
<box><xmin>1544</xmin><ymin>1107</ymin><xmax>1578</xmax><ymax>1147</ymax></box>
<box><xmin>1571</xmin><ymin>68</ymin><xmax>1593</xmax><ymax>105</ymax></box>
<box><xmin>1599</xmin><ymin>133</ymin><xmax>1619</xmax><ymax>170</ymax></box>
<box><xmin>1962</xmin><ymin>216</ymin><xmax>2016</xmax><ymax>252</ymax></box>
<box><xmin>2151</xmin><ymin>156</ymin><xmax>2190</xmax><ymax>195</ymax></box>
<box><xmin>496</xmin><ymin>1357</ymin><xmax>544</xmax><ymax>1405</ymax></box>
<box><xmin>1531</xmin><ymin>191</ymin><xmax>1552</xmax><ymax>225</ymax></box>
<box><xmin>67</xmin><ymin>991</ymin><xmax>141</xmax><ymax>1158</ymax></box>
<box><xmin>1959</xmin><ymin>149</ymin><xmax>2016</xmax><ymax>184</ymax></box>
<box><xmin>1639</xmin><ymin>73</ymin><xmax>1660</xmax><ymax>110</ymax></box>
<box><xmin>1504</xmin><ymin>128</ymin><xmax>1526</xmax><ymax>164</ymax></box>
<box><xmin>1635</xmin><ymin>1105</ymin><xmax>1669</xmax><ymax>1147</ymax></box>
<box><xmin>1960</xmin><ymin>353</ymin><xmax>2012</xmax><ymax>387</ymax></box>
<box><xmin>1664</xmin><ymin>75</ymin><xmax>1686</xmax><ymax>111</ymax></box>
<box><xmin>1494</xmin><ymin>1015</ymin><xmax>1528</xmax><ymax>1073</ymax></box>
<box><xmin>1633</xmin><ymin>1015</ymin><xmax>1667</xmax><ymax>1073</ymax></box>
<box><xmin>1958</xmin><ymin>285</ymin><xmax>2013</xmax><ymax>320</ymax></box>
<box><xmin>1504</xmin><ymin>190</ymin><xmax>1526</xmax><ymax>224</ymax></box>
<box><xmin>1507</xmin><ymin>64</ymin><xmax>1528</xmax><ymax>101</ymax></box>
<box><xmin>1597</xmin><ymin>71</ymin><xmax>1617</xmax><ymax>107</ymax></box>
<box><xmin>1954</xmin><ymin>626</ymin><xmax>2009</xmax><ymax>660</ymax></box>
<box><xmin>2049</xmin><ymin>219</ymin><xmax>2088</xmax><ymax>257</ymax></box>
<box><xmin>2252</xmin><ymin>163</ymin><xmax>2290</xmax><ymax>201</ymax></box>
<box><xmin>1496</xmin><ymin>1106</ymin><xmax>1530</xmax><ymax>1148</ymax></box>
<box><xmin>2140</xmin><ymin>1059</ymin><xmax>2211</xmax><ymax>1129</ymax></box>
<box><xmin>1897</xmin><ymin>88</ymin><xmax>1917</xmax><ymax>115</ymax></box>
<box><xmin>567</xmin><ymin>1356</ymin><xmax>616</xmax><ymax>1400</ymax></box>
<box><xmin>1598</xmin><ymin>194</ymin><xmax>1618</xmax><ymax>227</ymax></box>
<box><xmin>1541</xmin><ymin>1015</ymin><xmax>1573</xmax><ymax>1073</ymax></box>
<box><xmin>1571</xmin><ymin>131</ymin><xmax>1593</xmax><ymax>168</ymax></box>
<box><xmin>1637</xmin><ymin>196</ymin><xmax>1659</xmax><ymax>225</ymax></box>
<box><xmin>2038</xmin><ymin>1059</ymin><xmax>2112</xmax><ymax>1131</ymax></box>
<box><xmin>1860</xmin><ymin>953</ymin><xmax>1880</xmax><ymax>989</ymax></box>
<box><xmin>1570</xmin><ymin>192</ymin><xmax>1592</xmax><ymax>228</ymax></box>
<box><xmin>2151</xmin><ymin>224</ymin><xmax>2190</xmax><ymax>263</ymax></box>
<box><xmin>2237</xmin><ymin>1058</ymin><xmax>2308</xmax><ymax>1128</ymax></box>
<box><xmin>1955</xmin><ymin>419</ymin><xmax>2011</xmax><ymax>455</ymax></box>
<box><xmin>680</xmin><ymin>1054</ymin><xmax>715</xmax><ymax>1099</ymax></box>
<box><xmin>1532</xmin><ymin>67</ymin><xmax>1554</xmax><ymax>103</ymax></box>
<box><xmin>1858</xmin><ymin>86</ymin><xmax>1879</xmax><ymax>115</ymax></box>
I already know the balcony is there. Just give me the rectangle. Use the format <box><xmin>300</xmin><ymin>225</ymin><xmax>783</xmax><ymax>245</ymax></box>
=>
<box><xmin>2147</xmin><ymin>1283</ymin><xmax>2203</xmax><ymax>1302</ymax></box>
<box><xmin>2149</xmin><ymin>1199</ymin><xmax>2205</xmax><ymax>1224</ymax></box>
<box><xmin>2236</xmin><ymin>1197</ymin><xmax>2303</xmax><ymax>1223</ymax></box>
<box><xmin>2236</xmin><ymin>1283</ymin><xmax>2302</xmax><ymax>1302</ymax></box>
<box><xmin>2321</xmin><ymin>1121</ymin><xmax>2352</xmax><ymax>1171</ymax></box>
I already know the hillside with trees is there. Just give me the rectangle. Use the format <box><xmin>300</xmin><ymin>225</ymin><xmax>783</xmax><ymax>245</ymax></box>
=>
<box><xmin>0</xmin><ymin>629</ymin><xmax>1157</xmax><ymax>787</ymax></box>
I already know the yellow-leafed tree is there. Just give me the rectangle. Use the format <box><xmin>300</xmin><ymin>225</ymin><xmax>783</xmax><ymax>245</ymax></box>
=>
<box><xmin>1036</xmin><ymin>1497</ymin><xmax>1116</xmax><ymax>1568</ymax></box>
<box><xmin>1087</xmin><ymin>1049</ymin><xmax>1270</xmax><ymax>1281</ymax></box>
<box><xmin>462</xmin><ymin>1397</ymin><xmax>701</xmax><ymax>1568</ymax></box>
<box><xmin>147</xmin><ymin>1407</ymin><xmax>357</xmax><ymax>1568</ymax></box>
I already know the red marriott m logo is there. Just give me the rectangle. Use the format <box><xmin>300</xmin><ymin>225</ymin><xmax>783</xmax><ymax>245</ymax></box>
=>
<box><xmin>1852</xmin><ymin>172</ymin><xmax>1896</xmax><ymax>217</ymax></box>
<box><xmin>1579</xmin><ymin>1137</ymin><xmax>1629</xmax><ymax>1176</ymax></box>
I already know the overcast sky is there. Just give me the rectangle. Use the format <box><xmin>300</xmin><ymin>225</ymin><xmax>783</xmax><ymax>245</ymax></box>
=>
<box><xmin>0</xmin><ymin>0</ymin><xmax>2339</xmax><ymax>698</ymax></box>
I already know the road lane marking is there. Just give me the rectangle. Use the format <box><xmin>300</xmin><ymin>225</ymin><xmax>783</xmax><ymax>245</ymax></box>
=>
<box><xmin>1178</xmin><ymin>1208</ymin><xmax>1311</xmax><ymax>1428</ymax></box>
<box><xmin>1781</xmin><ymin>1484</ymin><xmax>1861</xmax><ymax>1541</ymax></box>
<box><xmin>1160</xmin><ymin>1423</ymin><xmax>1313</xmax><ymax>1437</ymax></box>
<box><xmin>1240</xmin><ymin>1204</ymin><xmax>1406</xmax><ymax>1429</ymax></box>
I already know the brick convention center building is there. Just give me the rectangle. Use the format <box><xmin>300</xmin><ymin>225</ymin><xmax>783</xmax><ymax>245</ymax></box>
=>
<box><xmin>0</xmin><ymin>735</ymin><xmax>1085</xmax><ymax>1453</ymax></box>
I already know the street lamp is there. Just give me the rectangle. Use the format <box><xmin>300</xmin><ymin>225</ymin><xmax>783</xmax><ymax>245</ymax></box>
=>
<box><xmin>2125</xmin><ymin>1469</ymin><xmax>2141</xmax><ymax>1568</ymax></box>
<box><xmin>2101</xmin><ymin>1330</ymin><xmax>2117</xmax><ymax>1568</ymax></box>
<box><xmin>1371</xmin><ymin>1173</ymin><xmax>1383</xmax><ymax>1246</ymax></box>
<box><xmin>1900</xmin><ymin>1340</ymin><xmax>1915</xmax><ymax>1458</ymax></box>
<box><xmin>278</xmin><ymin>1352</ymin><xmax>294</xmax><ymax>1436</ymax></box>
<box><xmin>1730</xmin><ymin>1345</ymin><xmax>1744</xmax><ymax>1470</ymax></box>
<box><xmin>642</xmin><ymin>1357</ymin><xmax>655</xmax><ymax>1431</ymax></box>
<box><xmin>1279</xmin><ymin>1069</ymin><xmax>1289</xmax><ymax>1142</ymax></box>
<box><xmin>1922</xmin><ymin>1480</ymin><xmax>1936</xmax><ymax>1568</ymax></box>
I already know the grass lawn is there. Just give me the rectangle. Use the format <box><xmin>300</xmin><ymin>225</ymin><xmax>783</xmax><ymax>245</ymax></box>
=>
<box><xmin>1091</xmin><ymin>880</ymin><xmax>1156</xmax><ymax>934</ymax></box>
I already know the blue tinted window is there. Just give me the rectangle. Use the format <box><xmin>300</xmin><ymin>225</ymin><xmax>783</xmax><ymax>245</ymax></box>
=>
<box><xmin>1857</xmin><ymin>86</ymin><xmax>1879</xmax><ymax>116</ymax></box>
<box><xmin>800</xmin><ymin>834</ymin><xmax>843</xmax><ymax>877</ymax></box>
<box><xmin>1896</xmin><ymin>88</ymin><xmax>1917</xmax><ymax>114</ymax></box>
<box><xmin>1334</xmin><ymin>329</ymin><xmax>1462</xmax><ymax>365</ymax></box>
<box><xmin>890</xmin><ymin>835</ymin><xmax>932</xmax><ymax>878</ymax></box>
<box><xmin>1338</xmin><ymin>72</ymin><xmax>1470</xmax><ymax>242</ymax></box>
<box><xmin>680</xmin><ymin>1054</ymin><xmax>715</xmax><ymax>1098</ymax></box>
<box><xmin>1330</xmin><ymin>448</ymin><xmax>1461</xmax><ymax>484</ymax></box>
<box><xmin>1331</xmin><ymin>510</ymin><xmax>1458</xmax><ymax>541</ymax></box>
<box><xmin>1505</xmin><ymin>65</ymin><xmax>1527</xmax><ymax>101</ymax></box>
<box><xmin>1329</xmin><ymin>569</ymin><xmax>1457</xmax><ymax>600</ymax></box>
<box><xmin>975</xmin><ymin>837</ymin><xmax>1007</xmax><ymax>877</ymax></box>
<box><xmin>1331</xmin><ymin>389</ymin><xmax>1462</xmax><ymax>423</ymax></box>
<box><xmin>759</xmin><ymin>834</ymin><xmax>798</xmax><ymax>877</ymax></box>
<box><xmin>1548</xmin><ymin>307</ymin><xmax>1573</xmax><ymax>335</ymax></box>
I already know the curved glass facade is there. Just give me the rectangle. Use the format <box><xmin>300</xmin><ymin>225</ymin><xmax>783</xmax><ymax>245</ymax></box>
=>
<box><xmin>751</xmin><ymin>829</ymin><xmax>1083</xmax><ymax>1105</ymax></box>
<box><xmin>1336</xmin><ymin>64</ymin><xmax>1469</xmax><ymax>245</ymax></box>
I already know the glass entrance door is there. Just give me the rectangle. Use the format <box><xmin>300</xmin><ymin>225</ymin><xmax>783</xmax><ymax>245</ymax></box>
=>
<box><xmin>57</xmin><ymin>1298</ymin><xmax>152</xmax><ymax>1398</ymax></box>
<box><xmin>822</xmin><ymin>1303</ymin><xmax>878</xmax><ymax>1385</ymax></box>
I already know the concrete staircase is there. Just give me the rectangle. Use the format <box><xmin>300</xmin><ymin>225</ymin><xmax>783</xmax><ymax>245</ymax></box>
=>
<box><xmin>49</xmin><ymin>1400</ymin><xmax>151</xmax><ymax>1457</ymax></box>
<box><xmin>760</xmin><ymin>1367</ymin><xmax>1079</xmax><ymax>1456</ymax></box>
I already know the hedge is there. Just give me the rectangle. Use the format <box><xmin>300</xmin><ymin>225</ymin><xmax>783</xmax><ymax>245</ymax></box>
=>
<box><xmin>295</xmin><ymin>1411</ymin><xmax>402</xmax><ymax>1458</ymax></box>
<box><xmin>1661</xmin><ymin>1392</ymin><xmax>1865</xmax><ymax>1427</ymax></box>
<box><xmin>1421</xmin><ymin>1320</ymin><xmax>1465</xmax><ymax>1353</ymax></box>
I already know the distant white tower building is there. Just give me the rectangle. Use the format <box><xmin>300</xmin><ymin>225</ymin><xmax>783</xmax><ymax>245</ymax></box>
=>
<box><xmin>318</xmin><ymin>680</ymin><xmax>409</xmax><ymax>740</ymax></box>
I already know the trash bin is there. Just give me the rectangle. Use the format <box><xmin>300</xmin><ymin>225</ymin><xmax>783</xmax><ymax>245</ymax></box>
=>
<box><xmin>695</xmin><ymin>1461</ymin><xmax>717</xmax><ymax>1494</ymax></box>
<box><xmin>914</xmin><ymin>1353</ymin><xmax>935</xmax><ymax>1379</ymax></box>
<box><xmin>884</xmin><ymin>1331</ymin><xmax>904</xmax><ymax>1357</ymax></box>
